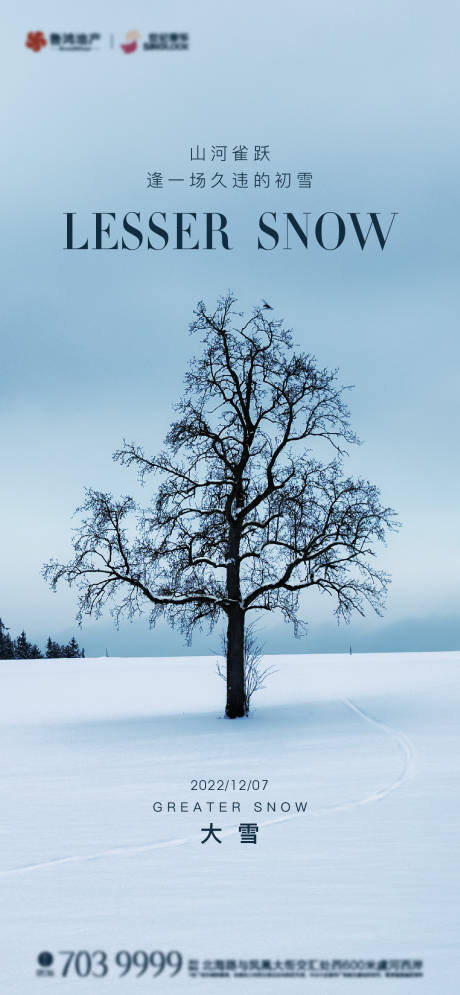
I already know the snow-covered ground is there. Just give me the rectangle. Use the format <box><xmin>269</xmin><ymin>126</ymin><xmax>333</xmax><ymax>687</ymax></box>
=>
<box><xmin>0</xmin><ymin>651</ymin><xmax>459</xmax><ymax>993</ymax></box>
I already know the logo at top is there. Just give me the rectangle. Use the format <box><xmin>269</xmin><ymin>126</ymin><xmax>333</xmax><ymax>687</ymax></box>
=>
<box><xmin>120</xmin><ymin>29</ymin><xmax>141</xmax><ymax>54</ymax></box>
<box><xmin>24</xmin><ymin>30</ymin><xmax>189</xmax><ymax>53</ymax></box>
<box><xmin>25</xmin><ymin>31</ymin><xmax>47</xmax><ymax>52</ymax></box>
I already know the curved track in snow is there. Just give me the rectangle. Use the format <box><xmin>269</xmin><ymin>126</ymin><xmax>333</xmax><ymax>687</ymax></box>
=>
<box><xmin>0</xmin><ymin>697</ymin><xmax>416</xmax><ymax>878</ymax></box>
<box><xmin>333</xmin><ymin>696</ymin><xmax>416</xmax><ymax>811</ymax></box>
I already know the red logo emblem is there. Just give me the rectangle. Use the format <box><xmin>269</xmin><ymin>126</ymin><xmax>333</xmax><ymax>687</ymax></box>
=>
<box><xmin>25</xmin><ymin>31</ymin><xmax>47</xmax><ymax>52</ymax></box>
<box><xmin>120</xmin><ymin>29</ymin><xmax>141</xmax><ymax>53</ymax></box>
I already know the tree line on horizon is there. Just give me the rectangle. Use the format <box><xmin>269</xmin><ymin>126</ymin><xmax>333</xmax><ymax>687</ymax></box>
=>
<box><xmin>0</xmin><ymin>618</ymin><xmax>84</xmax><ymax>659</ymax></box>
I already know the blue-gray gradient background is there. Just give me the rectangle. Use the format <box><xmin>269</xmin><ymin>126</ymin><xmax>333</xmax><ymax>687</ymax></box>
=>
<box><xmin>1</xmin><ymin>0</ymin><xmax>459</xmax><ymax>656</ymax></box>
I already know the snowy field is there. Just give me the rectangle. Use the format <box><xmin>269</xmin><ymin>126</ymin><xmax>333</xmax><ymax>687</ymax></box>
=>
<box><xmin>0</xmin><ymin>651</ymin><xmax>459</xmax><ymax>994</ymax></box>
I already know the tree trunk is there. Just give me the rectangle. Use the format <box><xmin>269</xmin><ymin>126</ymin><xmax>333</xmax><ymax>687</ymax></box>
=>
<box><xmin>226</xmin><ymin>605</ymin><xmax>245</xmax><ymax>718</ymax></box>
<box><xmin>225</xmin><ymin>516</ymin><xmax>245</xmax><ymax>717</ymax></box>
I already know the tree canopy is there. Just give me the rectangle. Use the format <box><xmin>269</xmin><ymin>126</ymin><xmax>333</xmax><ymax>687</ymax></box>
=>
<box><xmin>44</xmin><ymin>294</ymin><xmax>397</xmax><ymax>715</ymax></box>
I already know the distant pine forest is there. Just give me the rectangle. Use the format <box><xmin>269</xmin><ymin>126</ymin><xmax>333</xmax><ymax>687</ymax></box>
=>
<box><xmin>0</xmin><ymin>618</ymin><xmax>84</xmax><ymax>659</ymax></box>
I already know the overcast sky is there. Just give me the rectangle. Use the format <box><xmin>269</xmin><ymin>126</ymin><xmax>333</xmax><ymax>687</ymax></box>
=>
<box><xmin>1</xmin><ymin>0</ymin><xmax>459</xmax><ymax>655</ymax></box>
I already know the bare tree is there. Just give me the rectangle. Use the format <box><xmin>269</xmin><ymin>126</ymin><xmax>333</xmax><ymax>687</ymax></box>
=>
<box><xmin>43</xmin><ymin>293</ymin><xmax>397</xmax><ymax>718</ymax></box>
<box><xmin>216</xmin><ymin>623</ymin><xmax>276</xmax><ymax>715</ymax></box>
